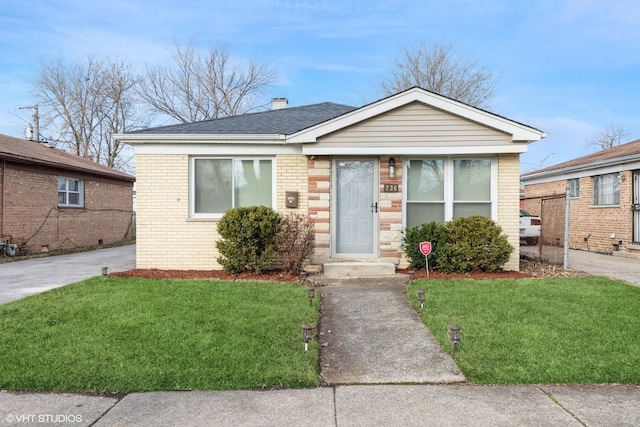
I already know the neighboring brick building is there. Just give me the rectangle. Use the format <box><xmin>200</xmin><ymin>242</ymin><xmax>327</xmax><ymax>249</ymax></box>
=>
<box><xmin>521</xmin><ymin>139</ymin><xmax>640</xmax><ymax>257</ymax></box>
<box><xmin>115</xmin><ymin>87</ymin><xmax>545</xmax><ymax>272</ymax></box>
<box><xmin>0</xmin><ymin>133</ymin><xmax>136</xmax><ymax>254</ymax></box>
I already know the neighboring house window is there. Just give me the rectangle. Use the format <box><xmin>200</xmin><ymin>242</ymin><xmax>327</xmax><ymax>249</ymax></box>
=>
<box><xmin>568</xmin><ymin>178</ymin><xmax>580</xmax><ymax>197</ymax></box>
<box><xmin>58</xmin><ymin>177</ymin><xmax>84</xmax><ymax>207</ymax></box>
<box><xmin>593</xmin><ymin>173</ymin><xmax>619</xmax><ymax>205</ymax></box>
<box><xmin>405</xmin><ymin>158</ymin><xmax>494</xmax><ymax>228</ymax></box>
<box><xmin>191</xmin><ymin>157</ymin><xmax>274</xmax><ymax>217</ymax></box>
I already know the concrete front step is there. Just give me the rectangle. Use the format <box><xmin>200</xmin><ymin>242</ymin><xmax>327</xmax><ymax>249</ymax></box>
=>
<box><xmin>308</xmin><ymin>274</ymin><xmax>409</xmax><ymax>287</ymax></box>
<box><xmin>322</xmin><ymin>262</ymin><xmax>396</xmax><ymax>278</ymax></box>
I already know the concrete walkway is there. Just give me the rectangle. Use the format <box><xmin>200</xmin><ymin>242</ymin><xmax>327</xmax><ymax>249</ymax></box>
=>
<box><xmin>319</xmin><ymin>280</ymin><xmax>464</xmax><ymax>384</ymax></box>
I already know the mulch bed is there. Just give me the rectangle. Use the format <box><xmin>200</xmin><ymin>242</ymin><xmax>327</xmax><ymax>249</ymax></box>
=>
<box><xmin>110</xmin><ymin>257</ymin><xmax>577</xmax><ymax>282</ymax></box>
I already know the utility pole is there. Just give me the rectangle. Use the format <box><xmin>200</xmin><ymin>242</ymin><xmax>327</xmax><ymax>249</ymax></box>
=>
<box><xmin>20</xmin><ymin>104</ymin><xmax>39</xmax><ymax>142</ymax></box>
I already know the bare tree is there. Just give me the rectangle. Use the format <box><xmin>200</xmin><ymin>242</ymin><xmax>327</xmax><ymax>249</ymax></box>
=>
<box><xmin>381</xmin><ymin>42</ymin><xmax>496</xmax><ymax>108</ymax></box>
<box><xmin>138</xmin><ymin>44</ymin><xmax>277</xmax><ymax>123</ymax></box>
<box><xmin>588</xmin><ymin>124</ymin><xmax>629</xmax><ymax>151</ymax></box>
<box><xmin>34</xmin><ymin>56</ymin><xmax>142</xmax><ymax>170</ymax></box>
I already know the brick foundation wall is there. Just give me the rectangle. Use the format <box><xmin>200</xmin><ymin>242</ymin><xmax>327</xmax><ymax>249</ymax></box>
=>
<box><xmin>1</xmin><ymin>162</ymin><xmax>133</xmax><ymax>254</ymax></box>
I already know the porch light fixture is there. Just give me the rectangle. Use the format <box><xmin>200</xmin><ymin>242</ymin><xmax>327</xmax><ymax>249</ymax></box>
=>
<box><xmin>388</xmin><ymin>157</ymin><xmax>396</xmax><ymax>179</ymax></box>
<box><xmin>302</xmin><ymin>323</ymin><xmax>314</xmax><ymax>351</ymax></box>
<box><xmin>307</xmin><ymin>286</ymin><xmax>316</xmax><ymax>305</ymax></box>
<box><xmin>417</xmin><ymin>289</ymin><xmax>425</xmax><ymax>310</ymax></box>
<box><xmin>448</xmin><ymin>324</ymin><xmax>461</xmax><ymax>355</ymax></box>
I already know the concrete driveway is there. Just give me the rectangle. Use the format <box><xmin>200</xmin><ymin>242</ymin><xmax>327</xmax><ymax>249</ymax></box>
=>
<box><xmin>0</xmin><ymin>245</ymin><xmax>135</xmax><ymax>304</ymax></box>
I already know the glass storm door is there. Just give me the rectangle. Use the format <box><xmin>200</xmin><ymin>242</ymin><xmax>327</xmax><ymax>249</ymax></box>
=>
<box><xmin>334</xmin><ymin>159</ymin><xmax>378</xmax><ymax>256</ymax></box>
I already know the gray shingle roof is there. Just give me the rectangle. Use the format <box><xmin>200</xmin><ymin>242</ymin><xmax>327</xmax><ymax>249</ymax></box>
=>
<box><xmin>522</xmin><ymin>138</ymin><xmax>640</xmax><ymax>178</ymax></box>
<box><xmin>129</xmin><ymin>102</ymin><xmax>358</xmax><ymax>135</ymax></box>
<box><xmin>0</xmin><ymin>133</ymin><xmax>135</xmax><ymax>182</ymax></box>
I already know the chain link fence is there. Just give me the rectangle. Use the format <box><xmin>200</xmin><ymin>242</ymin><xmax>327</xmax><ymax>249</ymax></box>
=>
<box><xmin>522</xmin><ymin>193</ymin><xmax>569</xmax><ymax>266</ymax></box>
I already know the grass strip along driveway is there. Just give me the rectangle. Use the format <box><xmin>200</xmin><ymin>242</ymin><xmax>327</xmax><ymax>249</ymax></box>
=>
<box><xmin>408</xmin><ymin>276</ymin><xmax>640</xmax><ymax>385</ymax></box>
<box><xmin>0</xmin><ymin>277</ymin><xmax>318</xmax><ymax>393</ymax></box>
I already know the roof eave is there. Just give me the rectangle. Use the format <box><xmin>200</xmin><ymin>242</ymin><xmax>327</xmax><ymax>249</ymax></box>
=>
<box><xmin>113</xmin><ymin>133</ymin><xmax>287</xmax><ymax>144</ymax></box>
<box><xmin>521</xmin><ymin>153</ymin><xmax>640</xmax><ymax>181</ymax></box>
<box><xmin>2</xmin><ymin>153</ymin><xmax>135</xmax><ymax>182</ymax></box>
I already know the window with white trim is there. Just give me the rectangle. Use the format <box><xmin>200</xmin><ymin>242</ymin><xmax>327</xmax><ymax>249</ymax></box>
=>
<box><xmin>593</xmin><ymin>173</ymin><xmax>619</xmax><ymax>205</ymax></box>
<box><xmin>190</xmin><ymin>157</ymin><xmax>274</xmax><ymax>217</ymax></box>
<box><xmin>405</xmin><ymin>158</ymin><xmax>494</xmax><ymax>228</ymax></box>
<box><xmin>568</xmin><ymin>178</ymin><xmax>580</xmax><ymax>197</ymax></box>
<box><xmin>58</xmin><ymin>177</ymin><xmax>84</xmax><ymax>207</ymax></box>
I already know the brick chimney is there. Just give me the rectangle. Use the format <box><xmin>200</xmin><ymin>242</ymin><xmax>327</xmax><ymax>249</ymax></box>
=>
<box><xmin>271</xmin><ymin>98</ymin><xmax>288</xmax><ymax>110</ymax></box>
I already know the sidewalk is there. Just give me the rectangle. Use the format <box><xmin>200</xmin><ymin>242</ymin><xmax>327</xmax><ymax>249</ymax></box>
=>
<box><xmin>2</xmin><ymin>384</ymin><xmax>639</xmax><ymax>426</ymax></box>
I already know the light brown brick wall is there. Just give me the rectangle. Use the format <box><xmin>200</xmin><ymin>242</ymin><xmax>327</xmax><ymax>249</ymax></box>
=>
<box><xmin>497</xmin><ymin>154</ymin><xmax>521</xmax><ymax>271</ymax></box>
<box><xmin>136</xmin><ymin>154</ymin><xmax>310</xmax><ymax>270</ymax></box>
<box><xmin>523</xmin><ymin>171</ymin><xmax>634</xmax><ymax>254</ymax></box>
<box><xmin>1</xmin><ymin>162</ymin><xmax>133</xmax><ymax>254</ymax></box>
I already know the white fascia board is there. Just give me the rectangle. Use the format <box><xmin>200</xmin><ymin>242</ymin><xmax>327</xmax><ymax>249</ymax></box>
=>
<box><xmin>287</xmin><ymin>88</ymin><xmax>546</xmax><ymax>143</ymax></box>
<box><xmin>302</xmin><ymin>144</ymin><xmax>527</xmax><ymax>156</ymax></box>
<box><xmin>113</xmin><ymin>133</ymin><xmax>286</xmax><ymax>144</ymax></box>
<box><xmin>135</xmin><ymin>143</ymin><xmax>302</xmax><ymax>156</ymax></box>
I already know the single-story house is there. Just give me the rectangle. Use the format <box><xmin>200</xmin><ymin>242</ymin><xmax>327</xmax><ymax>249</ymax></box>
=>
<box><xmin>0</xmin><ymin>133</ymin><xmax>136</xmax><ymax>254</ymax></box>
<box><xmin>114</xmin><ymin>87</ymin><xmax>545</xmax><ymax>272</ymax></box>
<box><xmin>521</xmin><ymin>138</ymin><xmax>640</xmax><ymax>257</ymax></box>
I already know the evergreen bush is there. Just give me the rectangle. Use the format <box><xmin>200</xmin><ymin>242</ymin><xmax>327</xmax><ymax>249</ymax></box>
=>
<box><xmin>438</xmin><ymin>215</ymin><xmax>513</xmax><ymax>273</ymax></box>
<box><xmin>216</xmin><ymin>206</ymin><xmax>283</xmax><ymax>274</ymax></box>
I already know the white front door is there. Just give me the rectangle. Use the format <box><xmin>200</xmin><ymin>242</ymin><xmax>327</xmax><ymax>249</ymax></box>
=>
<box><xmin>333</xmin><ymin>159</ymin><xmax>378</xmax><ymax>256</ymax></box>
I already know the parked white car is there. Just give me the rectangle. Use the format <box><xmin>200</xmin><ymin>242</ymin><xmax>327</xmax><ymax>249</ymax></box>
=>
<box><xmin>519</xmin><ymin>209</ymin><xmax>541</xmax><ymax>245</ymax></box>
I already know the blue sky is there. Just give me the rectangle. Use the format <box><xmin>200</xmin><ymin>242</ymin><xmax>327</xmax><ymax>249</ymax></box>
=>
<box><xmin>1</xmin><ymin>0</ymin><xmax>639</xmax><ymax>172</ymax></box>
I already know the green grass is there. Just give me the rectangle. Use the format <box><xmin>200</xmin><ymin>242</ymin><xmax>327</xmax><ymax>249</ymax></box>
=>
<box><xmin>0</xmin><ymin>277</ymin><xmax>319</xmax><ymax>392</ymax></box>
<box><xmin>408</xmin><ymin>277</ymin><xmax>640</xmax><ymax>384</ymax></box>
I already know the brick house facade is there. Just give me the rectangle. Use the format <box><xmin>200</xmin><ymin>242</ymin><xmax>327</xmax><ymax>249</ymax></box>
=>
<box><xmin>521</xmin><ymin>139</ymin><xmax>640</xmax><ymax>257</ymax></box>
<box><xmin>0</xmin><ymin>134</ymin><xmax>135</xmax><ymax>254</ymax></box>
<box><xmin>116</xmin><ymin>88</ymin><xmax>545</xmax><ymax>272</ymax></box>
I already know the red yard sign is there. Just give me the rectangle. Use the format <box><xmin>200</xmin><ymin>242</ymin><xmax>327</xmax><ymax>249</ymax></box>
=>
<box><xmin>419</xmin><ymin>241</ymin><xmax>432</xmax><ymax>256</ymax></box>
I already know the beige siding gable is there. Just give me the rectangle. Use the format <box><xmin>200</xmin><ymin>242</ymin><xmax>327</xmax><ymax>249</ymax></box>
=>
<box><xmin>316</xmin><ymin>101</ymin><xmax>511</xmax><ymax>148</ymax></box>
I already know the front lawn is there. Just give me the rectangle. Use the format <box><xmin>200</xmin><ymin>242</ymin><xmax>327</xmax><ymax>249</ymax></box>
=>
<box><xmin>408</xmin><ymin>277</ymin><xmax>640</xmax><ymax>384</ymax></box>
<box><xmin>0</xmin><ymin>277</ymin><xmax>318</xmax><ymax>392</ymax></box>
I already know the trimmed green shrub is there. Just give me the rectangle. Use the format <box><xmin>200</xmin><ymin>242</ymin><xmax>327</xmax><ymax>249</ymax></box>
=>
<box><xmin>216</xmin><ymin>206</ymin><xmax>283</xmax><ymax>274</ymax></box>
<box><xmin>437</xmin><ymin>215</ymin><xmax>513</xmax><ymax>273</ymax></box>
<box><xmin>402</xmin><ymin>222</ymin><xmax>447</xmax><ymax>270</ymax></box>
<box><xmin>276</xmin><ymin>213</ymin><xmax>315</xmax><ymax>274</ymax></box>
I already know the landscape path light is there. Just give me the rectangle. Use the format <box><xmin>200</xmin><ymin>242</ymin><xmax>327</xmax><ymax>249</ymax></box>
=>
<box><xmin>307</xmin><ymin>286</ymin><xmax>316</xmax><ymax>306</ymax></box>
<box><xmin>448</xmin><ymin>324</ymin><xmax>461</xmax><ymax>355</ymax></box>
<box><xmin>416</xmin><ymin>289</ymin><xmax>425</xmax><ymax>310</ymax></box>
<box><xmin>408</xmin><ymin>270</ymin><xmax>415</xmax><ymax>282</ymax></box>
<box><xmin>299</xmin><ymin>271</ymin><xmax>308</xmax><ymax>283</ymax></box>
<box><xmin>302</xmin><ymin>323</ymin><xmax>314</xmax><ymax>351</ymax></box>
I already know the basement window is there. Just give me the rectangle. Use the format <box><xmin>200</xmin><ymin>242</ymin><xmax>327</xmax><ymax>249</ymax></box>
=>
<box><xmin>58</xmin><ymin>177</ymin><xmax>84</xmax><ymax>207</ymax></box>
